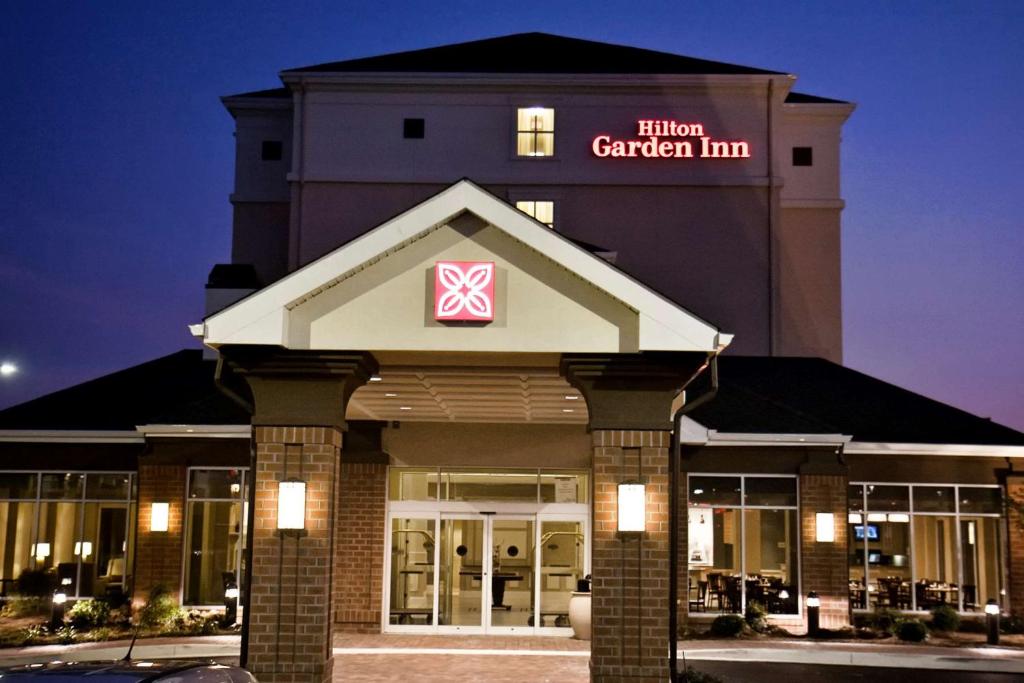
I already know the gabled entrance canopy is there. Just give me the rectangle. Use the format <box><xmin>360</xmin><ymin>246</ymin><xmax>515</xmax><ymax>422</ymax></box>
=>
<box><xmin>193</xmin><ymin>180</ymin><xmax>731</xmax><ymax>355</ymax></box>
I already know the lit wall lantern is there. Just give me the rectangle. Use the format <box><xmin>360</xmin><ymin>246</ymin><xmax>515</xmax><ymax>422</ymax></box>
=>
<box><xmin>150</xmin><ymin>502</ymin><xmax>170</xmax><ymax>532</ymax></box>
<box><xmin>277</xmin><ymin>479</ymin><xmax>307</xmax><ymax>534</ymax></box>
<box><xmin>617</xmin><ymin>481</ymin><xmax>646</xmax><ymax>534</ymax></box>
<box><xmin>814</xmin><ymin>512</ymin><xmax>835</xmax><ymax>543</ymax></box>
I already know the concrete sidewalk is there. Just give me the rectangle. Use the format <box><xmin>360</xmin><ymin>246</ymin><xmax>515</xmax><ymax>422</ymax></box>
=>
<box><xmin>681</xmin><ymin>639</ymin><xmax>1024</xmax><ymax>675</ymax></box>
<box><xmin>0</xmin><ymin>635</ymin><xmax>240</xmax><ymax>667</ymax></box>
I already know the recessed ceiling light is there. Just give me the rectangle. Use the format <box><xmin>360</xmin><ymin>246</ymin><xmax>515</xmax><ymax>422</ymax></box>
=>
<box><xmin>385</xmin><ymin>392</ymin><xmax>398</xmax><ymax>397</ymax></box>
<box><xmin>562</xmin><ymin>408</ymin><xmax>574</xmax><ymax>413</ymax></box>
<box><xmin>369</xmin><ymin>375</ymin><xmax>382</xmax><ymax>382</ymax></box>
<box><xmin>564</xmin><ymin>395</ymin><xmax>579</xmax><ymax>400</ymax></box>
<box><xmin>399</xmin><ymin>406</ymin><xmax>412</xmax><ymax>411</ymax></box>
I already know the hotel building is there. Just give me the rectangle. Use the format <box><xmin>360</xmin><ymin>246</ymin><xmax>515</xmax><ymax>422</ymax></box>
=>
<box><xmin>1</xmin><ymin>33</ymin><xmax>1022</xmax><ymax>683</ymax></box>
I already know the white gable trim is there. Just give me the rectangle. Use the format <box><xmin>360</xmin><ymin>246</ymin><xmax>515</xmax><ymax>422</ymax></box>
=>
<box><xmin>197</xmin><ymin>180</ymin><xmax>729</xmax><ymax>353</ymax></box>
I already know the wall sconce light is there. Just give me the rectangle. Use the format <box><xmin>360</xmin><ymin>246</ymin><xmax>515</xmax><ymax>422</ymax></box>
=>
<box><xmin>815</xmin><ymin>512</ymin><xmax>835</xmax><ymax>543</ymax></box>
<box><xmin>31</xmin><ymin>543</ymin><xmax>51</xmax><ymax>562</ymax></box>
<box><xmin>151</xmin><ymin>502</ymin><xmax>170</xmax><ymax>532</ymax></box>
<box><xmin>277</xmin><ymin>479</ymin><xmax>307</xmax><ymax>534</ymax></box>
<box><xmin>617</xmin><ymin>481</ymin><xmax>646</xmax><ymax>534</ymax></box>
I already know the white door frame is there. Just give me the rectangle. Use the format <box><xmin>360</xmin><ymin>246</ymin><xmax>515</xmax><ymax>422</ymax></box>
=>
<box><xmin>382</xmin><ymin>502</ymin><xmax>589</xmax><ymax>635</ymax></box>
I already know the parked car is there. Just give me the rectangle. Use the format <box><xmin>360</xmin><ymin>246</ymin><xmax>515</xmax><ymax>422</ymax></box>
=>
<box><xmin>0</xmin><ymin>660</ymin><xmax>256</xmax><ymax>683</ymax></box>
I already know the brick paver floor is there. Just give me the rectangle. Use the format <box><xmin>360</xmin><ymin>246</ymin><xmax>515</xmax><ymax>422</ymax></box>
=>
<box><xmin>333</xmin><ymin>634</ymin><xmax>590</xmax><ymax>682</ymax></box>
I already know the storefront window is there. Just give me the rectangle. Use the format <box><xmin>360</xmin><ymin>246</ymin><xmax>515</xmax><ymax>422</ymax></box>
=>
<box><xmin>0</xmin><ymin>470</ymin><xmax>133</xmax><ymax>600</ymax></box>
<box><xmin>183</xmin><ymin>468</ymin><xmax>247</xmax><ymax>606</ymax></box>
<box><xmin>389</xmin><ymin>468</ymin><xmax>588</xmax><ymax>504</ymax></box>
<box><xmin>850</xmin><ymin>483</ymin><xmax>1003</xmax><ymax>612</ymax></box>
<box><xmin>688</xmin><ymin>475</ymin><xmax>798</xmax><ymax>615</ymax></box>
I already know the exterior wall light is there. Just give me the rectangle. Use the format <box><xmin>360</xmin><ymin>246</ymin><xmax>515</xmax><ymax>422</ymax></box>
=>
<box><xmin>617</xmin><ymin>481</ymin><xmax>646</xmax><ymax>534</ymax></box>
<box><xmin>815</xmin><ymin>512</ymin><xmax>835</xmax><ymax>543</ymax></box>
<box><xmin>150</xmin><ymin>502</ymin><xmax>170</xmax><ymax>532</ymax></box>
<box><xmin>277</xmin><ymin>479</ymin><xmax>307</xmax><ymax>534</ymax></box>
<box><xmin>985</xmin><ymin>599</ymin><xmax>1000</xmax><ymax>645</ymax></box>
<box><xmin>806</xmin><ymin>591</ymin><xmax>821</xmax><ymax>637</ymax></box>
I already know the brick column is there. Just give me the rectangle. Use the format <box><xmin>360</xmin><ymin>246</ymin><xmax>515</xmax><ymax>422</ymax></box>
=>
<box><xmin>133</xmin><ymin>463</ymin><xmax>186</xmax><ymax>607</ymax></box>
<box><xmin>799</xmin><ymin>473</ymin><xmax>850</xmax><ymax>630</ymax></box>
<box><xmin>225</xmin><ymin>347</ymin><xmax>378</xmax><ymax>683</ymax></box>
<box><xmin>592</xmin><ymin>430</ymin><xmax>671</xmax><ymax>683</ymax></box>
<box><xmin>333</xmin><ymin>461</ymin><xmax>387</xmax><ymax>632</ymax></box>
<box><xmin>1006</xmin><ymin>476</ymin><xmax>1024</xmax><ymax>617</ymax></box>
<box><xmin>248</xmin><ymin>427</ymin><xmax>341</xmax><ymax>683</ymax></box>
<box><xmin>562</xmin><ymin>352</ymin><xmax>709</xmax><ymax>683</ymax></box>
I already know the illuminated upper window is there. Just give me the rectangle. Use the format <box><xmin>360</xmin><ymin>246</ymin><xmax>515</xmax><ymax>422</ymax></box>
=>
<box><xmin>515</xmin><ymin>200</ymin><xmax>555</xmax><ymax>228</ymax></box>
<box><xmin>516</xmin><ymin>108</ymin><xmax>554</xmax><ymax>157</ymax></box>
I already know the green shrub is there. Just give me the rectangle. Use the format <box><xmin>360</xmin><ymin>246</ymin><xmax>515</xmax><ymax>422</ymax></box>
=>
<box><xmin>744</xmin><ymin>600</ymin><xmax>768</xmax><ymax>633</ymax></box>
<box><xmin>896</xmin><ymin>618</ymin><xmax>928</xmax><ymax>642</ymax></box>
<box><xmin>709</xmin><ymin>614</ymin><xmax>746</xmax><ymax>637</ymax></box>
<box><xmin>868</xmin><ymin>607</ymin><xmax>902</xmax><ymax>634</ymax></box>
<box><xmin>139</xmin><ymin>585</ymin><xmax>182</xmax><ymax>629</ymax></box>
<box><xmin>67</xmin><ymin>599</ymin><xmax>111</xmax><ymax>630</ymax></box>
<box><xmin>1</xmin><ymin>595</ymin><xmax>49</xmax><ymax>617</ymax></box>
<box><xmin>930</xmin><ymin>604</ymin><xmax>960</xmax><ymax>632</ymax></box>
<box><xmin>20</xmin><ymin>624</ymin><xmax>48</xmax><ymax>646</ymax></box>
<box><xmin>171</xmin><ymin>609</ymin><xmax>221</xmax><ymax>636</ymax></box>
<box><xmin>15</xmin><ymin>570</ymin><xmax>54</xmax><ymax>597</ymax></box>
<box><xmin>1002</xmin><ymin>615</ymin><xmax>1024</xmax><ymax>634</ymax></box>
<box><xmin>56</xmin><ymin>624</ymin><xmax>77</xmax><ymax>645</ymax></box>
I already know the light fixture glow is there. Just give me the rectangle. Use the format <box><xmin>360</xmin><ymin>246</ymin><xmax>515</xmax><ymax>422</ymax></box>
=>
<box><xmin>564</xmin><ymin>395</ymin><xmax>579</xmax><ymax>400</ymax></box>
<box><xmin>74</xmin><ymin>541</ymin><xmax>93</xmax><ymax>558</ymax></box>
<box><xmin>277</xmin><ymin>479</ymin><xmax>307</xmax><ymax>531</ymax></box>
<box><xmin>384</xmin><ymin>392</ymin><xmax>398</xmax><ymax>397</ymax></box>
<box><xmin>399</xmin><ymin>406</ymin><xmax>412</xmax><ymax>411</ymax></box>
<box><xmin>985</xmin><ymin>600</ymin><xmax>1000</xmax><ymax>615</ymax></box>
<box><xmin>866</xmin><ymin>513</ymin><xmax>888</xmax><ymax>522</ymax></box>
<box><xmin>887</xmin><ymin>513</ymin><xmax>910</xmax><ymax>523</ymax></box>
<box><xmin>848</xmin><ymin>513</ymin><xmax>863</xmax><ymax>524</ymax></box>
<box><xmin>52</xmin><ymin>591</ymin><xmax>67</xmax><ymax>605</ymax></box>
<box><xmin>806</xmin><ymin>592</ymin><xmax>821</xmax><ymax>608</ymax></box>
<box><xmin>230</xmin><ymin>483</ymin><xmax>241</xmax><ymax>494</ymax></box>
<box><xmin>224</xmin><ymin>587</ymin><xmax>240</xmax><ymax>600</ymax></box>
<box><xmin>150</xmin><ymin>502</ymin><xmax>170</xmax><ymax>532</ymax></box>
<box><xmin>617</xmin><ymin>482</ymin><xmax>646</xmax><ymax>533</ymax></box>
<box><xmin>32</xmin><ymin>542</ymin><xmax>51</xmax><ymax>561</ymax></box>
<box><xmin>815</xmin><ymin>513</ymin><xmax>835</xmax><ymax>543</ymax></box>
<box><xmin>369</xmin><ymin>375</ymin><xmax>383</xmax><ymax>382</ymax></box>
<box><xmin>0</xmin><ymin>362</ymin><xmax>17</xmax><ymax>377</ymax></box>
<box><xmin>778</xmin><ymin>589</ymin><xmax>789</xmax><ymax>600</ymax></box>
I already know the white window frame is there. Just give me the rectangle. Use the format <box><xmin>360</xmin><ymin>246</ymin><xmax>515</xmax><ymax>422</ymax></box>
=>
<box><xmin>181</xmin><ymin>466</ymin><xmax>249</xmax><ymax>609</ymax></box>
<box><xmin>0</xmin><ymin>470</ymin><xmax>135</xmax><ymax>600</ymax></box>
<box><xmin>512</xmin><ymin>106</ymin><xmax>557</xmax><ymax>160</ymax></box>
<box><xmin>848</xmin><ymin>482</ymin><xmax>1004</xmax><ymax>614</ymax></box>
<box><xmin>686</xmin><ymin>473</ymin><xmax>802</xmax><ymax>616</ymax></box>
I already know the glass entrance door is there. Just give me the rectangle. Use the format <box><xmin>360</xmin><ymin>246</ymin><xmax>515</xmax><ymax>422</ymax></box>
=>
<box><xmin>385</xmin><ymin>511</ymin><xmax>588</xmax><ymax>634</ymax></box>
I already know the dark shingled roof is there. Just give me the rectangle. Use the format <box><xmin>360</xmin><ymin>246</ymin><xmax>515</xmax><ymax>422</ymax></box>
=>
<box><xmin>785</xmin><ymin>91</ymin><xmax>850</xmax><ymax>105</ymax></box>
<box><xmin>284</xmin><ymin>32</ymin><xmax>783</xmax><ymax>76</ymax></box>
<box><xmin>223</xmin><ymin>87</ymin><xmax>291</xmax><ymax>100</ymax></box>
<box><xmin>0</xmin><ymin>350</ymin><xmax>249</xmax><ymax>431</ymax></box>
<box><xmin>689</xmin><ymin>356</ymin><xmax>1024</xmax><ymax>446</ymax></box>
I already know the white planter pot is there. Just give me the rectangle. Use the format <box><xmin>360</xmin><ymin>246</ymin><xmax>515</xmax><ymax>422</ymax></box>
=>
<box><xmin>568</xmin><ymin>591</ymin><xmax>591</xmax><ymax>640</ymax></box>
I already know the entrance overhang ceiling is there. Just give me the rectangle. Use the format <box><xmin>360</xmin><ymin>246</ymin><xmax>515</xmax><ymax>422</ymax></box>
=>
<box><xmin>193</xmin><ymin>179</ymin><xmax>731</xmax><ymax>355</ymax></box>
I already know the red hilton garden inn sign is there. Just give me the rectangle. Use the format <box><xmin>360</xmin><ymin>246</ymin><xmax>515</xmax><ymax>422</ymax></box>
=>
<box><xmin>592</xmin><ymin>120</ymin><xmax>751</xmax><ymax>159</ymax></box>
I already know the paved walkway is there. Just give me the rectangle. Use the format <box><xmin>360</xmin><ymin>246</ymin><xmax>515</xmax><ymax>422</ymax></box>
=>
<box><xmin>2</xmin><ymin>633</ymin><xmax>1022</xmax><ymax>681</ymax></box>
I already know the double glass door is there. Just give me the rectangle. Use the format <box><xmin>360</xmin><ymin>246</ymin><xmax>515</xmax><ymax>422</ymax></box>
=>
<box><xmin>387</xmin><ymin>512</ymin><xmax>587</xmax><ymax>633</ymax></box>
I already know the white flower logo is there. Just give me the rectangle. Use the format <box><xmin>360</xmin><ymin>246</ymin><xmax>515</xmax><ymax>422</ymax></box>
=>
<box><xmin>434</xmin><ymin>262</ymin><xmax>494</xmax><ymax>320</ymax></box>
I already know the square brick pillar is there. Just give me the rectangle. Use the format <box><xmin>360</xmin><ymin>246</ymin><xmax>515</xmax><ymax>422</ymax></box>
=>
<box><xmin>591</xmin><ymin>430</ymin><xmax>671</xmax><ymax>683</ymax></box>
<box><xmin>133</xmin><ymin>463</ymin><xmax>186</xmax><ymax>608</ymax></box>
<box><xmin>248</xmin><ymin>426</ymin><xmax>342</xmax><ymax>683</ymax></box>
<box><xmin>799</xmin><ymin>473</ymin><xmax>850</xmax><ymax>630</ymax></box>
<box><xmin>333</xmin><ymin>461</ymin><xmax>387</xmax><ymax>632</ymax></box>
<box><xmin>1007</xmin><ymin>476</ymin><xmax>1024</xmax><ymax>617</ymax></box>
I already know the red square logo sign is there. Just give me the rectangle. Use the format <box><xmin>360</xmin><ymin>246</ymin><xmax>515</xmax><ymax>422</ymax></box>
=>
<box><xmin>434</xmin><ymin>261</ymin><xmax>495</xmax><ymax>321</ymax></box>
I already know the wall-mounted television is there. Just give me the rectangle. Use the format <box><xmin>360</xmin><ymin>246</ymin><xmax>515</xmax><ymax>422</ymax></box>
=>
<box><xmin>854</xmin><ymin>524</ymin><xmax>879</xmax><ymax>541</ymax></box>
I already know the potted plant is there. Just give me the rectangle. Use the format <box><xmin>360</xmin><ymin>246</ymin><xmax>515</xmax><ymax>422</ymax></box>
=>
<box><xmin>569</xmin><ymin>575</ymin><xmax>592</xmax><ymax>640</ymax></box>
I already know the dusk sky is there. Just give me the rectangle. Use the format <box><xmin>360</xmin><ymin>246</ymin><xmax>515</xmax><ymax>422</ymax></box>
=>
<box><xmin>1</xmin><ymin>1</ymin><xmax>1022</xmax><ymax>431</ymax></box>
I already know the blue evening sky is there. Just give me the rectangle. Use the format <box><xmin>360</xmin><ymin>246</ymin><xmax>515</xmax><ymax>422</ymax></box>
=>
<box><xmin>1</xmin><ymin>1</ymin><xmax>1022</xmax><ymax>430</ymax></box>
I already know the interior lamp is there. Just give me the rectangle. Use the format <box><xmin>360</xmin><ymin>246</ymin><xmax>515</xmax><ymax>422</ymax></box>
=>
<box><xmin>32</xmin><ymin>543</ymin><xmax>51</xmax><ymax>562</ymax></box>
<box><xmin>150</xmin><ymin>502</ymin><xmax>170</xmax><ymax>532</ymax></box>
<box><xmin>815</xmin><ymin>512</ymin><xmax>835</xmax><ymax>543</ymax></box>
<box><xmin>617</xmin><ymin>481</ymin><xmax>646</xmax><ymax>534</ymax></box>
<box><xmin>74</xmin><ymin>541</ymin><xmax>93</xmax><ymax>558</ymax></box>
<box><xmin>278</xmin><ymin>479</ymin><xmax>307</xmax><ymax>533</ymax></box>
